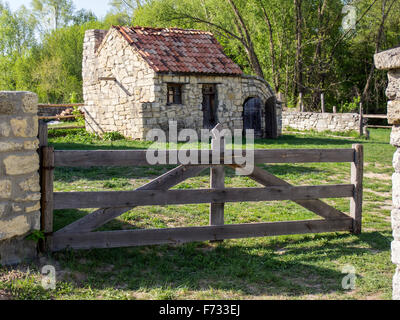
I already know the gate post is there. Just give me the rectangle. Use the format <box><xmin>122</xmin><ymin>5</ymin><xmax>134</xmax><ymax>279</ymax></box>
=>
<box><xmin>40</xmin><ymin>145</ymin><xmax>54</xmax><ymax>252</ymax></box>
<box><xmin>374</xmin><ymin>47</ymin><xmax>400</xmax><ymax>299</ymax></box>
<box><xmin>0</xmin><ymin>92</ymin><xmax>41</xmax><ymax>265</ymax></box>
<box><xmin>210</xmin><ymin>124</ymin><xmax>225</xmax><ymax>232</ymax></box>
<box><xmin>350</xmin><ymin>144</ymin><xmax>363</xmax><ymax>234</ymax></box>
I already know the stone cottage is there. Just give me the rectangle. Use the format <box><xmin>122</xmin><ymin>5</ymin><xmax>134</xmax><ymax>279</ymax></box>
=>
<box><xmin>82</xmin><ymin>26</ymin><xmax>281</xmax><ymax>140</ymax></box>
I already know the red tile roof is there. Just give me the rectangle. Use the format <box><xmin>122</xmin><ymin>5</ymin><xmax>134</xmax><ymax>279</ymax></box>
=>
<box><xmin>112</xmin><ymin>26</ymin><xmax>243</xmax><ymax>76</ymax></box>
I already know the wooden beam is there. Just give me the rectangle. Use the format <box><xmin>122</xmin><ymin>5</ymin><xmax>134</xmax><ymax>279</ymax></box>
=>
<box><xmin>53</xmin><ymin>148</ymin><xmax>355</xmax><ymax>167</ymax></box>
<box><xmin>53</xmin><ymin>184</ymin><xmax>354</xmax><ymax>210</ymax></box>
<box><xmin>55</xmin><ymin>165</ymin><xmax>210</xmax><ymax>234</ymax></box>
<box><xmin>48</xmin><ymin>126</ymin><xmax>85</xmax><ymax>130</ymax></box>
<box><xmin>38</xmin><ymin>104</ymin><xmax>84</xmax><ymax>108</ymax></box>
<box><xmin>240</xmin><ymin>165</ymin><xmax>350</xmax><ymax>220</ymax></box>
<box><xmin>350</xmin><ymin>144</ymin><xmax>363</xmax><ymax>234</ymax></box>
<box><xmin>366</xmin><ymin>125</ymin><xmax>391</xmax><ymax>129</ymax></box>
<box><xmin>40</xmin><ymin>146</ymin><xmax>54</xmax><ymax>251</ymax></box>
<box><xmin>38</xmin><ymin>115</ymin><xmax>80</xmax><ymax>120</ymax></box>
<box><xmin>362</xmin><ymin>114</ymin><xmax>387</xmax><ymax>119</ymax></box>
<box><xmin>51</xmin><ymin>218</ymin><xmax>353</xmax><ymax>251</ymax></box>
<box><xmin>38</xmin><ymin>120</ymin><xmax>48</xmax><ymax>148</ymax></box>
<box><xmin>252</xmin><ymin>148</ymin><xmax>354</xmax><ymax>164</ymax></box>
<box><xmin>210</xmin><ymin>124</ymin><xmax>225</xmax><ymax>227</ymax></box>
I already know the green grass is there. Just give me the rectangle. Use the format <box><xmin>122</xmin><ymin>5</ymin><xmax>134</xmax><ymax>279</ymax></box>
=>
<box><xmin>0</xmin><ymin>128</ymin><xmax>395</xmax><ymax>300</ymax></box>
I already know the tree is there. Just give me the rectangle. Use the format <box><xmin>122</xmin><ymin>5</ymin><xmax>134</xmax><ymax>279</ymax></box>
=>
<box><xmin>0</xmin><ymin>3</ymin><xmax>36</xmax><ymax>90</ymax></box>
<box><xmin>31</xmin><ymin>0</ymin><xmax>75</xmax><ymax>32</ymax></box>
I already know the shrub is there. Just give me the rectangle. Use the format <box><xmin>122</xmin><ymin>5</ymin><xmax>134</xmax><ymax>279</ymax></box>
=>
<box><xmin>102</xmin><ymin>131</ymin><xmax>125</xmax><ymax>141</ymax></box>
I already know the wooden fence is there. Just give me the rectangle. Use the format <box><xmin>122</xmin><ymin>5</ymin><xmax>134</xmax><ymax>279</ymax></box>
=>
<box><xmin>39</xmin><ymin>123</ymin><xmax>363</xmax><ymax>252</ymax></box>
<box><xmin>38</xmin><ymin>104</ymin><xmax>85</xmax><ymax>129</ymax></box>
<box><xmin>359</xmin><ymin>104</ymin><xmax>390</xmax><ymax>135</ymax></box>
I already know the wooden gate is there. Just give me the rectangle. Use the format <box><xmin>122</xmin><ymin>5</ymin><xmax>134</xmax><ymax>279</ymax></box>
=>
<box><xmin>39</xmin><ymin>124</ymin><xmax>363</xmax><ymax>252</ymax></box>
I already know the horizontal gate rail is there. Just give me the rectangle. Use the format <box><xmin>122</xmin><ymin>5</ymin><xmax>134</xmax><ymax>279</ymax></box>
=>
<box><xmin>51</xmin><ymin>218</ymin><xmax>353</xmax><ymax>251</ymax></box>
<box><xmin>53</xmin><ymin>185</ymin><xmax>354</xmax><ymax>209</ymax></box>
<box><xmin>53</xmin><ymin>148</ymin><xmax>355</xmax><ymax>167</ymax></box>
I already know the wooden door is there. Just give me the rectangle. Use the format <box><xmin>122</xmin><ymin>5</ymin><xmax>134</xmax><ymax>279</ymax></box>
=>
<box><xmin>265</xmin><ymin>96</ymin><xmax>277</xmax><ymax>138</ymax></box>
<box><xmin>243</xmin><ymin>97</ymin><xmax>262</xmax><ymax>137</ymax></box>
<box><xmin>202</xmin><ymin>84</ymin><xmax>218</xmax><ymax>129</ymax></box>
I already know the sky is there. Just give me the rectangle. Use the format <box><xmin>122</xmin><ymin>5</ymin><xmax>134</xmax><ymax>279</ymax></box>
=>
<box><xmin>6</xmin><ymin>0</ymin><xmax>111</xmax><ymax>19</ymax></box>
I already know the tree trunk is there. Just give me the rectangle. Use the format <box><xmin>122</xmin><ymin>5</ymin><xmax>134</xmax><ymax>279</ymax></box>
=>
<box><xmin>361</xmin><ymin>0</ymin><xmax>396</xmax><ymax>110</ymax></box>
<box><xmin>294</xmin><ymin>0</ymin><xmax>303</xmax><ymax>108</ymax></box>
<box><xmin>260</xmin><ymin>1</ymin><xmax>279</xmax><ymax>92</ymax></box>
<box><xmin>227</xmin><ymin>0</ymin><xmax>264</xmax><ymax>79</ymax></box>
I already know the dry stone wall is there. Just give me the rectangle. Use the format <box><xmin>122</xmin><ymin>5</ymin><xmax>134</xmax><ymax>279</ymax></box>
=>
<box><xmin>282</xmin><ymin>111</ymin><xmax>362</xmax><ymax>133</ymax></box>
<box><xmin>374</xmin><ymin>47</ymin><xmax>400</xmax><ymax>300</ymax></box>
<box><xmin>82</xmin><ymin>29</ymin><xmax>281</xmax><ymax>140</ymax></box>
<box><xmin>0</xmin><ymin>91</ymin><xmax>40</xmax><ymax>265</ymax></box>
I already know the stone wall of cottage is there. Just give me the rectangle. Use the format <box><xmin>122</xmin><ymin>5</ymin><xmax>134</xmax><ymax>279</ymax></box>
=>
<box><xmin>139</xmin><ymin>73</ymin><xmax>281</xmax><ymax>138</ymax></box>
<box><xmin>282</xmin><ymin>111</ymin><xmax>363</xmax><ymax>133</ymax></box>
<box><xmin>82</xmin><ymin>28</ymin><xmax>156</xmax><ymax>139</ymax></box>
<box><xmin>82</xmin><ymin>29</ymin><xmax>281</xmax><ymax>140</ymax></box>
<box><xmin>0</xmin><ymin>91</ymin><xmax>40</xmax><ymax>265</ymax></box>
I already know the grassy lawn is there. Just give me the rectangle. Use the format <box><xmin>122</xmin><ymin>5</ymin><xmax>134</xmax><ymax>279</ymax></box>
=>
<box><xmin>0</xmin><ymin>128</ymin><xmax>395</xmax><ymax>300</ymax></box>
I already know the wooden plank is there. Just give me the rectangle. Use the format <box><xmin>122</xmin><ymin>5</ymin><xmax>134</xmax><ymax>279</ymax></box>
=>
<box><xmin>210</xmin><ymin>124</ymin><xmax>225</xmax><ymax>227</ymax></box>
<box><xmin>240</xmin><ymin>165</ymin><xmax>350</xmax><ymax>220</ymax></box>
<box><xmin>359</xmin><ymin>102</ymin><xmax>364</xmax><ymax>136</ymax></box>
<box><xmin>38</xmin><ymin>120</ymin><xmax>48</xmax><ymax>148</ymax></box>
<box><xmin>366</xmin><ymin>125</ymin><xmax>391</xmax><ymax>129</ymax></box>
<box><xmin>53</xmin><ymin>148</ymin><xmax>355</xmax><ymax>167</ymax></box>
<box><xmin>362</xmin><ymin>114</ymin><xmax>387</xmax><ymax>119</ymax></box>
<box><xmin>53</xmin><ymin>184</ymin><xmax>354</xmax><ymax>210</ymax></box>
<box><xmin>55</xmin><ymin>165</ymin><xmax>210</xmax><ymax>234</ymax></box>
<box><xmin>350</xmin><ymin>144</ymin><xmax>363</xmax><ymax>234</ymax></box>
<box><xmin>40</xmin><ymin>147</ymin><xmax>54</xmax><ymax>250</ymax></box>
<box><xmin>51</xmin><ymin>218</ymin><xmax>353</xmax><ymax>251</ymax></box>
<box><xmin>54</xmin><ymin>150</ymin><xmax>157</xmax><ymax>167</ymax></box>
<box><xmin>38</xmin><ymin>104</ymin><xmax>84</xmax><ymax>108</ymax></box>
<box><xmin>38</xmin><ymin>115</ymin><xmax>79</xmax><ymax>120</ymax></box>
<box><xmin>48</xmin><ymin>126</ymin><xmax>85</xmax><ymax>130</ymax></box>
<box><xmin>252</xmin><ymin>148</ymin><xmax>354</xmax><ymax>164</ymax></box>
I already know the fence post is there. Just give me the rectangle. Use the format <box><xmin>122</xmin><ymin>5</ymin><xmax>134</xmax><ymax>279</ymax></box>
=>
<box><xmin>359</xmin><ymin>102</ymin><xmax>364</xmax><ymax>136</ymax></box>
<box><xmin>350</xmin><ymin>144</ymin><xmax>363</xmax><ymax>234</ymax></box>
<box><xmin>210</xmin><ymin>124</ymin><xmax>225</xmax><ymax>232</ymax></box>
<box><xmin>40</xmin><ymin>143</ymin><xmax>54</xmax><ymax>252</ymax></box>
<box><xmin>299</xmin><ymin>92</ymin><xmax>304</xmax><ymax>112</ymax></box>
<box><xmin>321</xmin><ymin>92</ymin><xmax>325</xmax><ymax>113</ymax></box>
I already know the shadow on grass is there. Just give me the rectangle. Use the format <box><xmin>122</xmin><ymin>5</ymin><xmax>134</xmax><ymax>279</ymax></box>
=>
<box><xmin>49</xmin><ymin>208</ymin><xmax>392</xmax><ymax>298</ymax></box>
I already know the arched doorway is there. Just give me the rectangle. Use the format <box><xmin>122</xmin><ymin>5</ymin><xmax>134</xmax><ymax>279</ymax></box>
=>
<box><xmin>265</xmin><ymin>96</ymin><xmax>277</xmax><ymax>138</ymax></box>
<box><xmin>243</xmin><ymin>97</ymin><xmax>262</xmax><ymax>137</ymax></box>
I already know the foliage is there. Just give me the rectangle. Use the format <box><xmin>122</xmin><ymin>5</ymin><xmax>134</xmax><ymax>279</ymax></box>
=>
<box><xmin>25</xmin><ymin>230</ymin><xmax>45</xmax><ymax>243</ymax></box>
<box><xmin>48</xmin><ymin>128</ymin><xmax>99</xmax><ymax>144</ymax></box>
<box><xmin>340</xmin><ymin>96</ymin><xmax>361</xmax><ymax>113</ymax></box>
<box><xmin>102</xmin><ymin>131</ymin><xmax>126</xmax><ymax>141</ymax></box>
<box><xmin>0</xmin><ymin>0</ymin><xmax>399</xmax><ymax>113</ymax></box>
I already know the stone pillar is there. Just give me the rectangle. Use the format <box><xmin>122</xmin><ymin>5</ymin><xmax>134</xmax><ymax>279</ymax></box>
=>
<box><xmin>0</xmin><ymin>91</ymin><xmax>40</xmax><ymax>265</ymax></box>
<box><xmin>374</xmin><ymin>47</ymin><xmax>400</xmax><ymax>299</ymax></box>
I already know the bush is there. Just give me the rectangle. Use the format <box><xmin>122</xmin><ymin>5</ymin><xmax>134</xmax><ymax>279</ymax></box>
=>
<box><xmin>102</xmin><ymin>131</ymin><xmax>125</xmax><ymax>141</ymax></box>
<box><xmin>340</xmin><ymin>96</ymin><xmax>360</xmax><ymax>113</ymax></box>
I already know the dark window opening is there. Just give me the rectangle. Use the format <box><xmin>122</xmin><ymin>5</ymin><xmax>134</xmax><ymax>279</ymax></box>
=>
<box><xmin>167</xmin><ymin>84</ymin><xmax>183</xmax><ymax>105</ymax></box>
